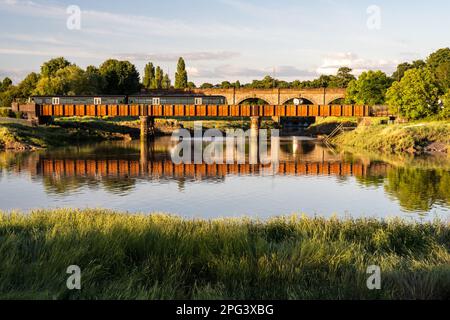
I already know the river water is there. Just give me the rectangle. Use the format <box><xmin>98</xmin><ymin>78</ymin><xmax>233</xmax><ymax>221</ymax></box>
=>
<box><xmin>0</xmin><ymin>136</ymin><xmax>448</xmax><ymax>221</ymax></box>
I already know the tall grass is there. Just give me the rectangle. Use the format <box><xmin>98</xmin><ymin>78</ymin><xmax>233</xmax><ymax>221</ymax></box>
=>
<box><xmin>0</xmin><ymin>209</ymin><xmax>448</xmax><ymax>300</ymax></box>
<box><xmin>334</xmin><ymin>121</ymin><xmax>450</xmax><ymax>154</ymax></box>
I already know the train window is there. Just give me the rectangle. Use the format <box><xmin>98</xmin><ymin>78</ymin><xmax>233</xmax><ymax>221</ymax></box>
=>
<box><xmin>152</xmin><ymin>98</ymin><xmax>161</xmax><ymax>105</ymax></box>
<box><xmin>52</xmin><ymin>97</ymin><xmax>60</xmax><ymax>105</ymax></box>
<box><xmin>94</xmin><ymin>97</ymin><xmax>102</xmax><ymax>105</ymax></box>
<box><xmin>195</xmin><ymin>98</ymin><xmax>203</xmax><ymax>105</ymax></box>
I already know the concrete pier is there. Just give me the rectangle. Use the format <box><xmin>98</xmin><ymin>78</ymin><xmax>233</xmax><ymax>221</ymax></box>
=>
<box><xmin>140</xmin><ymin>116</ymin><xmax>155</xmax><ymax>140</ymax></box>
<box><xmin>250</xmin><ymin>116</ymin><xmax>260</xmax><ymax>137</ymax></box>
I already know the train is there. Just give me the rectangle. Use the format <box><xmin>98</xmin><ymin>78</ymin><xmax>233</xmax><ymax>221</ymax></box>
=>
<box><xmin>31</xmin><ymin>94</ymin><xmax>227</xmax><ymax>106</ymax></box>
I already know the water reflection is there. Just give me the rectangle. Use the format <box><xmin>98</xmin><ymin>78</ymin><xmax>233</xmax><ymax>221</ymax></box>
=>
<box><xmin>0</xmin><ymin>136</ymin><xmax>449</xmax><ymax>219</ymax></box>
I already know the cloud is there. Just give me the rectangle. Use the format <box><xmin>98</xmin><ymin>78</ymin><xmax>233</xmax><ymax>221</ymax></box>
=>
<box><xmin>0</xmin><ymin>0</ymin><xmax>252</xmax><ymax>39</ymax></box>
<box><xmin>115</xmin><ymin>51</ymin><xmax>240</xmax><ymax>62</ymax></box>
<box><xmin>188</xmin><ymin>64</ymin><xmax>317</xmax><ymax>80</ymax></box>
<box><xmin>0</xmin><ymin>68</ymin><xmax>35</xmax><ymax>83</ymax></box>
<box><xmin>316</xmin><ymin>52</ymin><xmax>399</xmax><ymax>75</ymax></box>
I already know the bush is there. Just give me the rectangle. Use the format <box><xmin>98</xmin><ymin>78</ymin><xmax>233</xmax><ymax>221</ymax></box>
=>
<box><xmin>440</xmin><ymin>92</ymin><xmax>450</xmax><ymax>119</ymax></box>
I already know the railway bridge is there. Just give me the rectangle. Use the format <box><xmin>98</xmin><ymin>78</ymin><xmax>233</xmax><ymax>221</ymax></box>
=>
<box><xmin>11</xmin><ymin>88</ymin><xmax>375</xmax><ymax>140</ymax></box>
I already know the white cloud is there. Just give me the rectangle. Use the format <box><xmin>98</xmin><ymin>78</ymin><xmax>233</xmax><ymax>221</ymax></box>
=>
<box><xmin>316</xmin><ymin>52</ymin><xmax>398</xmax><ymax>75</ymax></box>
<box><xmin>188</xmin><ymin>64</ymin><xmax>317</xmax><ymax>80</ymax></box>
<box><xmin>115</xmin><ymin>51</ymin><xmax>240</xmax><ymax>62</ymax></box>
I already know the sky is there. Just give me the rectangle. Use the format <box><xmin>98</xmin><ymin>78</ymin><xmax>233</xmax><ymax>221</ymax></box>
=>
<box><xmin>0</xmin><ymin>0</ymin><xmax>449</xmax><ymax>84</ymax></box>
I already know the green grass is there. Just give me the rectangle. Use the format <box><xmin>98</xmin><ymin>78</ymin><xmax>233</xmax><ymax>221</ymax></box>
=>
<box><xmin>0</xmin><ymin>118</ymin><xmax>138</xmax><ymax>150</ymax></box>
<box><xmin>0</xmin><ymin>209</ymin><xmax>448</xmax><ymax>300</ymax></box>
<box><xmin>334</xmin><ymin>120</ymin><xmax>450</xmax><ymax>154</ymax></box>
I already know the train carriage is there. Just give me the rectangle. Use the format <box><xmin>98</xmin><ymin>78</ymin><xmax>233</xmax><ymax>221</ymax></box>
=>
<box><xmin>128</xmin><ymin>94</ymin><xmax>226</xmax><ymax>105</ymax></box>
<box><xmin>31</xmin><ymin>95</ymin><xmax>127</xmax><ymax>105</ymax></box>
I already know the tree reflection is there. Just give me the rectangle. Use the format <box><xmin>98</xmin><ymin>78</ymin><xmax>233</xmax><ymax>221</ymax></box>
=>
<box><xmin>384</xmin><ymin>167</ymin><xmax>450</xmax><ymax>212</ymax></box>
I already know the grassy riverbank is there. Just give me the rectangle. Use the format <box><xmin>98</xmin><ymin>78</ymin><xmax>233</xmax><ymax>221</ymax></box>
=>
<box><xmin>333</xmin><ymin>120</ymin><xmax>450</xmax><ymax>154</ymax></box>
<box><xmin>0</xmin><ymin>118</ymin><xmax>139</xmax><ymax>150</ymax></box>
<box><xmin>0</xmin><ymin>209</ymin><xmax>448</xmax><ymax>300</ymax></box>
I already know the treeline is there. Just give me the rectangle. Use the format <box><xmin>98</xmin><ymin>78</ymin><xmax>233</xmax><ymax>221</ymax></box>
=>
<box><xmin>0</xmin><ymin>48</ymin><xmax>449</xmax><ymax>120</ymax></box>
<box><xmin>198</xmin><ymin>67</ymin><xmax>356</xmax><ymax>90</ymax></box>
<box><xmin>345</xmin><ymin>48</ymin><xmax>450</xmax><ymax>119</ymax></box>
<box><xmin>0</xmin><ymin>56</ymin><xmax>190</xmax><ymax>110</ymax></box>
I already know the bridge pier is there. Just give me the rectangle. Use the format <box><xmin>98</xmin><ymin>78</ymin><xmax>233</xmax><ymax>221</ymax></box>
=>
<box><xmin>250</xmin><ymin>116</ymin><xmax>260</xmax><ymax>136</ymax></box>
<box><xmin>140</xmin><ymin>116</ymin><xmax>155</xmax><ymax>140</ymax></box>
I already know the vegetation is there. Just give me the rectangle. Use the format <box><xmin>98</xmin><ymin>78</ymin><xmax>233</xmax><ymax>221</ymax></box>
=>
<box><xmin>174</xmin><ymin>57</ymin><xmax>188</xmax><ymax>89</ymax></box>
<box><xmin>0</xmin><ymin>118</ymin><xmax>139</xmax><ymax>150</ymax></box>
<box><xmin>345</xmin><ymin>71</ymin><xmax>393</xmax><ymax>106</ymax></box>
<box><xmin>143</xmin><ymin>62</ymin><xmax>171</xmax><ymax>90</ymax></box>
<box><xmin>0</xmin><ymin>209</ymin><xmax>448</xmax><ymax>300</ymax></box>
<box><xmin>1</xmin><ymin>48</ymin><xmax>449</xmax><ymax>121</ymax></box>
<box><xmin>386</xmin><ymin>68</ymin><xmax>441</xmax><ymax>120</ymax></box>
<box><xmin>333</xmin><ymin>120</ymin><xmax>450</xmax><ymax>154</ymax></box>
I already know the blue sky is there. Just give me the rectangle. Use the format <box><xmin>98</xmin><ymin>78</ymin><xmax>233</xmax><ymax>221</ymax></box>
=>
<box><xmin>0</xmin><ymin>0</ymin><xmax>449</xmax><ymax>84</ymax></box>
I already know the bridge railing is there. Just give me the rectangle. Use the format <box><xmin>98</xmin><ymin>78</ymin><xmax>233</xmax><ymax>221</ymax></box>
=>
<box><xmin>37</xmin><ymin>104</ymin><xmax>372</xmax><ymax>118</ymax></box>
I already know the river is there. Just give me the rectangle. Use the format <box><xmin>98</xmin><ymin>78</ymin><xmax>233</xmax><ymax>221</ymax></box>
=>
<box><xmin>0</xmin><ymin>136</ymin><xmax>448</xmax><ymax>221</ymax></box>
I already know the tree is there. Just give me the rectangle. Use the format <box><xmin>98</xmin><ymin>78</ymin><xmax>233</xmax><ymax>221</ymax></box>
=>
<box><xmin>329</xmin><ymin>67</ymin><xmax>356</xmax><ymax>88</ymax></box>
<box><xmin>41</xmin><ymin>57</ymin><xmax>71</xmax><ymax>77</ymax></box>
<box><xmin>440</xmin><ymin>91</ymin><xmax>450</xmax><ymax>118</ymax></box>
<box><xmin>162</xmin><ymin>74</ymin><xmax>171</xmax><ymax>89</ymax></box>
<box><xmin>1</xmin><ymin>77</ymin><xmax>13</xmax><ymax>92</ymax></box>
<box><xmin>174</xmin><ymin>57</ymin><xmax>188</xmax><ymax>89</ymax></box>
<box><xmin>152</xmin><ymin>66</ymin><xmax>163</xmax><ymax>89</ymax></box>
<box><xmin>84</xmin><ymin>66</ymin><xmax>105</xmax><ymax>94</ymax></box>
<box><xmin>234</xmin><ymin>80</ymin><xmax>241</xmax><ymax>89</ymax></box>
<box><xmin>221</xmin><ymin>81</ymin><xmax>232</xmax><ymax>89</ymax></box>
<box><xmin>187</xmin><ymin>81</ymin><xmax>196</xmax><ymax>89</ymax></box>
<box><xmin>16</xmin><ymin>72</ymin><xmax>40</xmax><ymax>100</ymax></box>
<box><xmin>143</xmin><ymin>62</ymin><xmax>155</xmax><ymax>90</ymax></box>
<box><xmin>386</xmin><ymin>68</ymin><xmax>441</xmax><ymax>119</ymax></box>
<box><xmin>200</xmin><ymin>83</ymin><xmax>214</xmax><ymax>89</ymax></box>
<box><xmin>34</xmin><ymin>65</ymin><xmax>88</xmax><ymax>95</ymax></box>
<box><xmin>99</xmin><ymin>59</ymin><xmax>140</xmax><ymax>94</ymax></box>
<box><xmin>427</xmin><ymin>48</ymin><xmax>450</xmax><ymax>69</ymax></box>
<box><xmin>345</xmin><ymin>71</ymin><xmax>392</xmax><ymax>105</ymax></box>
<box><xmin>392</xmin><ymin>60</ymin><xmax>426</xmax><ymax>82</ymax></box>
<box><xmin>427</xmin><ymin>48</ymin><xmax>450</xmax><ymax>91</ymax></box>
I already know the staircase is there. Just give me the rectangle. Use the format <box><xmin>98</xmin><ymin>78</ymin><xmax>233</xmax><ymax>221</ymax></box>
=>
<box><xmin>323</xmin><ymin>123</ymin><xmax>355</xmax><ymax>143</ymax></box>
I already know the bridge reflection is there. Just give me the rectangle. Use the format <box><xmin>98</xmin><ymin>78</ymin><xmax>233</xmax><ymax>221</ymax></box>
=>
<box><xmin>38</xmin><ymin>158</ymin><xmax>389</xmax><ymax>179</ymax></box>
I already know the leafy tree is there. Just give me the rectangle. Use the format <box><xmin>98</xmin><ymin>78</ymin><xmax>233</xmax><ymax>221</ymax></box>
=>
<box><xmin>152</xmin><ymin>66</ymin><xmax>163</xmax><ymax>89</ymax></box>
<box><xmin>0</xmin><ymin>86</ymin><xmax>17</xmax><ymax>108</ymax></box>
<box><xmin>234</xmin><ymin>80</ymin><xmax>241</xmax><ymax>89</ymax></box>
<box><xmin>345</xmin><ymin>71</ymin><xmax>392</xmax><ymax>105</ymax></box>
<box><xmin>391</xmin><ymin>60</ymin><xmax>425</xmax><ymax>82</ymax></box>
<box><xmin>34</xmin><ymin>65</ymin><xmax>88</xmax><ymax>95</ymax></box>
<box><xmin>1</xmin><ymin>77</ymin><xmax>13</xmax><ymax>92</ymax></box>
<box><xmin>427</xmin><ymin>48</ymin><xmax>450</xmax><ymax>69</ymax></box>
<box><xmin>99</xmin><ymin>59</ymin><xmax>140</xmax><ymax>94</ymax></box>
<box><xmin>143</xmin><ymin>62</ymin><xmax>155</xmax><ymax>90</ymax></box>
<box><xmin>15</xmin><ymin>72</ymin><xmax>40</xmax><ymax>100</ymax></box>
<box><xmin>427</xmin><ymin>48</ymin><xmax>450</xmax><ymax>90</ymax></box>
<box><xmin>84</xmin><ymin>66</ymin><xmax>105</xmax><ymax>95</ymax></box>
<box><xmin>187</xmin><ymin>81</ymin><xmax>196</xmax><ymax>89</ymax></box>
<box><xmin>200</xmin><ymin>83</ymin><xmax>214</xmax><ymax>89</ymax></box>
<box><xmin>41</xmin><ymin>57</ymin><xmax>71</xmax><ymax>77</ymax></box>
<box><xmin>386</xmin><ymin>68</ymin><xmax>440</xmax><ymax>119</ymax></box>
<box><xmin>434</xmin><ymin>61</ymin><xmax>450</xmax><ymax>90</ymax></box>
<box><xmin>329</xmin><ymin>67</ymin><xmax>356</xmax><ymax>88</ymax></box>
<box><xmin>162</xmin><ymin>74</ymin><xmax>171</xmax><ymax>89</ymax></box>
<box><xmin>440</xmin><ymin>91</ymin><xmax>450</xmax><ymax>118</ymax></box>
<box><xmin>221</xmin><ymin>81</ymin><xmax>232</xmax><ymax>89</ymax></box>
<box><xmin>174</xmin><ymin>57</ymin><xmax>188</xmax><ymax>89</ymax></box>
